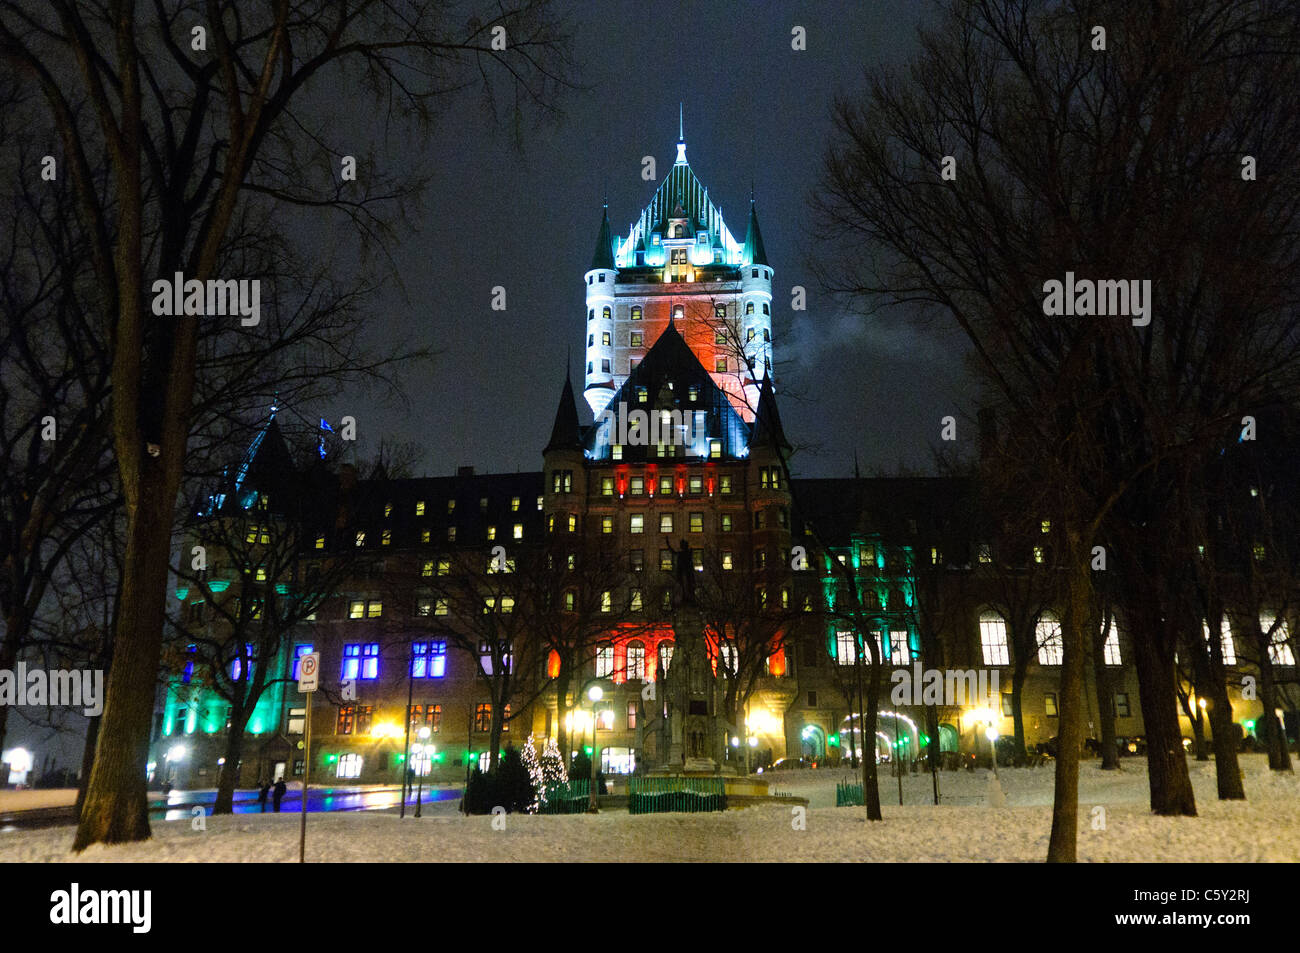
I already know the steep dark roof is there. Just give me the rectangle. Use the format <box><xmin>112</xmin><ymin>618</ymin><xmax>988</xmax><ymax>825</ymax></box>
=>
<box><xmin>750</xmin><ymin>372</ymin><xmax>790</xmax><ymax>452</ymax></box>
<box><xmin>584</xmin><ymin>321</ymin><xmax>748</xmax><ymax>462</ymax></box>
<box><xmin>743</xmin><ymin>200</ymin><xmax>768</xmax><ymax>267</ymax></box>
<box><xmin>545</xmin><ymin>373</ymin><xmax>584</xmax><ymax>453</ymax></box>
<box><xmin>590</xmin><ymin>204</ymin><xmax>616</xmax><ymax>271</ymax></box>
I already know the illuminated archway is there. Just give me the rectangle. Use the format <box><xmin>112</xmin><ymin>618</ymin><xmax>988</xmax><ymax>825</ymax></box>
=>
<box><xmin>800</xmin><ymin>723</ymin><xmax>826</xmax><ymax>760</ymax></box>
<box><xmin>839</xmin><ymin>711</ymin><xmax>922</xmax><ymax>763</ymax></box>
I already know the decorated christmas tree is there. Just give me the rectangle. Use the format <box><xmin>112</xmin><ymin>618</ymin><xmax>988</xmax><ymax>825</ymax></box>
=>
<box><xmin>540</xmin><ymin>736</ymin><xmax>568</xmax><ymax>792</ymax></box>
<box><xmin>521</xmin><ymin>734</ymin><xmax>544</xmax><ymax>813</ymax></box>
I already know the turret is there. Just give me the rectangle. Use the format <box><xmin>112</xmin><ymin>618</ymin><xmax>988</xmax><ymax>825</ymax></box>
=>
<box><xmin>584</xmin><ymin>202</ymin><xmax>618</xmax><ymax>416</ymax></box>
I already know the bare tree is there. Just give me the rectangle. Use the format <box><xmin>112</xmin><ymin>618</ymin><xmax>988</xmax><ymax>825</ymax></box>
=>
<box><xmin>815</xmin><ymin>0</ymin><xmax>1300</xmax><ymax>860</ymax></box>
<box><xmin>0</xmin><ymin>0</ymin><xmax>574</xmax><ymax>848</ymax></box>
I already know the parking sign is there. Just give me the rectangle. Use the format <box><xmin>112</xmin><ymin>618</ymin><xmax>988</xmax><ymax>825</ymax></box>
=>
<box><xmin>298</xmin><ymin>652</ymin><xmax>320</xmax><ymax>693</ymax></box>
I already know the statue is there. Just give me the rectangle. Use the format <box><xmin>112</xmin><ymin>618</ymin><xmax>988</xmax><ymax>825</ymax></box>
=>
<box><xmin>670</xmin><ymin>538</ymin><xmax>696</xmax><ymax>605</ymax></box>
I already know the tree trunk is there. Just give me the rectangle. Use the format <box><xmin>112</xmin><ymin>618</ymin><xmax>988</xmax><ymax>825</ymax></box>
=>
<box><xmin>1090</xmin><ymin>620</ymin><xmax>1119</xmax><ymax>769</ymax></box>
<box><xmin>1202</xmin><ymin>611</ymin><xmax>1244</xmax><ymax>798</ymax></box>
<box><xmin>861</xmin><ymin>652</ymin><xmax>883</xmax><ymax>821</ymax></box>
<box><xmin>1126</xmin><ymin>591</ymin><xmax>1197</xmax><ymax>815</ymax></box>
<box><xmin>213</xmin><ymin>711</ymin><xmax>252</xmax><ymax>814</ymax></box>
<box><xmin>1255</xmin><ymin>648</ymin><xmax>1292</xmax><ymax>772</ymax></box>
<box><xmin>556</xmin><ymin>664</ymin><xmax>572</xmax><ymax>764</ymax></box>
<box><xmin>75</xmin><ymin>715</ymin><xmax>101</xmax><ymax>818</ymax></box>
<box><xmin>1011</xmin><ymin>661</ymin><xmax>1029</xmax><ymax>767</ymax></box>
<box><xmin>74</xmin><ymin>473</ymin><xmax>175</xmax><ymax>850</ymax></box>
<box><xmin>1046</xmin><ymin>541</ymin><xmax>1089</xmax><ymax>862</ymax></box>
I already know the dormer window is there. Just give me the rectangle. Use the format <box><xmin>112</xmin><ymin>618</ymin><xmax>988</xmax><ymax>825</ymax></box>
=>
<box><xmin>673</xmin><ymin>225</ymin><xmax>684</xmax><ymax>238</ymax></box>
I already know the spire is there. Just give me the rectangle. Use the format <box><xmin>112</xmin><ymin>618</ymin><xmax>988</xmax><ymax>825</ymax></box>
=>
<box><xmin>743</xmin><ymin>197</ymin><xmax>768</xmax><ymax>267</ymax></box>
<box><xmin>675</xmin><ymin>104</ymin><xmax>687</xmax><ymax>165</ymax></box>
<box><xmin>750</xmin><ymin>370</ymin><xmax>790</xmax><ymax>452</ymax></box>
<box><xmin>590</xmin><ymin>202</ymin><xmax>615</xmax><ymax>271</ymax></box>
<box><xmin>545</xmin><ymin>370</ymin><xmax>583</xmax><ymax>453</ymax></box>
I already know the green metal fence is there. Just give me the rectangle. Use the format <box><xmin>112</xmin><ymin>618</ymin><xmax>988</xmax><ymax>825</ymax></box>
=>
<box><xmin>836</xmin><ymin>781</ymin><xmax>864</xmax><ymax>807</ymax></box>
<box><xmin>539</xmin><ymin>779</ymin><xmax>590</xmax><ymax>814</ymax></box>
<box><xmin>628</xmin><ymin>776</ymin><xmax>727</xmax><ymax>814</ymax></box>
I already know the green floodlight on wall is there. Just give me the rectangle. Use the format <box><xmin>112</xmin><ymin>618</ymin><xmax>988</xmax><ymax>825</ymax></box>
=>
<box><xmin>827</xmin><ymin>734</ymin><xmax>840</xmax><ymax>747</ymax></box>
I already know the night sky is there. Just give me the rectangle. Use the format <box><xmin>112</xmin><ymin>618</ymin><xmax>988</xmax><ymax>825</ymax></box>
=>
<box><xmin>318</xmin><ymin>0</ymin><xmax>972</xmax><ymax>478</ymax></box>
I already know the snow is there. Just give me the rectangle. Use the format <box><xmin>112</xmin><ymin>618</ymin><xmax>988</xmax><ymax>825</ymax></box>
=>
<box><xmin>2</xmin><ymin>756</ymin><xmax>1296</xmax><ymax>862</ymax></box>
<box><xmin>0</xmin><ymin>788</ymin><xmax>77</xmax><ymax>812</ymax></box>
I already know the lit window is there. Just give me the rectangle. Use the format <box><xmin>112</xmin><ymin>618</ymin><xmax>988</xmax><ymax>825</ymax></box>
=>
<box><xmin>722</xmin><ymin>551</ymin><xmax>733</xmax><ymax>570</ymax></box>
<box><xmin>416</xmin><ymin>501</ymin><xmax>426</xmax><ymax>516</ymax></box>
<box><xmin>448</xmin><ymin>527</ymin><xmax>457</xmax><ymax>542</ymax></box>
<box><xmin>475</xmin><ymin>704</ymin><xmax>492</xmax><ymax>732</ymax></box>
<box><xmin>1104</xmin><ymin>622</ymin><xmax>1123</xmax><ymax>665</ymax></box>
<box><xmin>690</xmin><ymin>512</ymin><xmax>703</xmax><ymax>533</ymax></box>
<box><xmin>602</xmin><ymin>477</ymin><xmax>614</xmax><ymax>496</ymax></box>
<box><xmin>630</xmin><ymin>514</ymin><xmax>644</xmax><ymax>534</ymax></box>
<box><xmin>631</xmin><ymin>332</ymin><xmax>643</xmax><ymax>347</ymax></box>
<box><xmin>889</xmin><ymin>631</ymin><xmax>910</xmax><ymax>665</ymax></box>
<box><xmin>1202</xmin><ymin>619</ymin><xmax>1235</xmax><ymax>666</ymax></box>
<box><xmin>630</xmin><ymin>590</ymin><xmax>643</xmax><ymax>612</ymax></box>
<box><xmin>292</xmin><ymin>644</ymin><xmax>314</xmax><ymax>680</ymax></box>
<box><xmin>715</xmin><ymin>356</ymin><xmax>728</xmax><ymax>373</ymax></box>
<box><xmin>596</xmin><ymin>643</ymin><xmax>614</xmax><ymax>676</ymax></box>
<box><xmin>631</xmin><ymin>306</ymin><xmax>642</xmax><ymax>321</ymax></box>
<box><xmin>1033</xmin><ymin>546</ymin><xmax>1044</xmax><ymax>564</ymax></box>
<box><xmin>511</xmin><ymin>496</ymin><xmax>520</xmax><ymax>511</ymax></box>
<box><xmin>660</xmin><ymin>513</ymin><xmax>674</xmax><ymax>533</ymax></box>
<box><xmin>1045</xmin><ymin>693</ymin><xmax>1058</xmax><ymax>717</ymax></box>
<box><xmin>659</xmin><ymin>475</ymin><xmax>674</xmax><ymax>495</ymax></box>
<box><xmin>602</xmin><ymin>516</ymin><xmax>614</xmax><ymax>534</ymax></box>
<box><xmin>630</xmin><ymin>476</ymin><xmax>644</xmax><ymax>495</ymax></box>
<box><xmin>600</xmin><ymin>591</ymin><xmax>612</xmax><ymax>613</ymax></box>
<box><xmin>1041</xmin><ymin>520</ymin><xmax>1050</xmax><ymax>533</ymax></box>
<box><xmin>612</xmin><ymin>444</ymin><xmax>623</xmax><ymax>461</ymax></box>
<box><xmin>487</xmin><ymin>525</ymin><xmax>497</xmax><ymax>541</ymax></box>
<box><xmin>421</xmin><ymin>529</ymin><xmax>431</xmax><ymax>544</ymax></box>
<box><xmin>978</xmin><ymin>544</ymin><xmax>992</xmax><ymax>564</ymax></box>
<box><xmin>447</xmin><ymin>499</ymin><xmax>456</xmax><ymax>514</ymax></box>
<box><xmin>835</xmin><ymin>631</ymin><xmax>857</xmax><ymax>666</ymax></box>
<box><xmin>384</xmin><ymin>503</ymin><xmax>393</xmax><ymax>518</ymax></box>
<box><xmin>315</xmin><ymin>535</ymin><xmax>325</xmax><ymax>550</ymax></box>
<box><xmin>1262</xmin><ymin>615</ymin><xmax>1296</xmax><ymax>665</ymax></box>
<box><xmin>567</xmin><ymin>514</ymin><xmax>577</xmax><ymax>532</ymax></box>
<box><xmin>1036</xmin><ymin>615</ymin><xmax>1063</xmax><ymax>665</ymax></box>
<box><xmin>980</xmin><ymin>613</ymin><xmax>1010</xmax><ymax>666</ymax></box>
<box><xmin>660</xmin><ymin>549</ymin><xmax>673</xmax><ymax>571</ymax></box>
<box><xmin>412</xmin><ymin>641</ymin><xmax>448</xmax><ymax>678</ymax></box>
<box><xmin>355</xmin><ymin>531</ymin><xmax>366</xmax><ymax>547</ymax></box>
<box><xmin>602</xmin><ymin>331</ymin><xmax>611</xmax><ymax>346</ymax></box>
<box><xmin>688</xmin><ymin>475</ymin><xmax>703</xmax><ymax>494</ymax></box>
<box><xmin>710</xmin><ymin>439</ymin><xmax>722</xmax><ymax>459</ymax></box>
<box><xmin>337</xmin><ymin>753</ymin><xmax>363</xmax><ymax>778</ymax></box>
<box><xmin>513</xmin><ymin>523</ymin><xmax>523</xmax><ymax>540</ymax></box>
<box><xmin>435</xmin><ymin>598</ymin><xmax>449</xmax><ymax>616</ymax></box>
<box><xmin>626</xmin><ymin>641</ymin><xmax>646</xmax><ymax>679</ymax></box>
<box><xmin>437</xmin><ymin>558</ymin><xmax>449</xmax><ymax>576</ymax></box>
<box><xmin>255</xmin><ymin>567</ymin><xmax>267</xmax><ymax>582</ymax></box>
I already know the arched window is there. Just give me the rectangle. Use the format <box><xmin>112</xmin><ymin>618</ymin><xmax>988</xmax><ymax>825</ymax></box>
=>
<box><xmin>673</xmin><ymin>304</ymin><xmax>684</xmax><ymax>320</ymax></box>
<box><xmin>602</xmin><ymin>306</ymin><xmax>611</xmax><ymax>320</ymax></box>
<box><xmin>979</xmin><ymin>611</ymin><xmax>1010</xmax><ymax>666</ymax></box>
<box><xmin>745</xmin><ymin>302</ymin><xmax>755</xmax><ymax>315</ymax></box>
<box><xmin>626</xmin><ymin>641</ymin><xmax>646</xmax><ymax>680</ymax></box>
<box><xmin>631</xmin><ymin>305</ymin><xmax>642</xmax><ymax>321</ymax></box>
<box><xmin>595</xmin><ymin>642</ymin><xmax>614</xmax><ymax>678</ymax></box>
<box><xmin>657</xmin><ymin>640</ymin><xmax>674</xmax><ymax>676</ymax></box>
<box><xmin>763</xmin><ymin>303</ymin><xmax>770</xmax><ymax>314</ymax></box>
<box><xmin>673</xmin><ymin>225</ymin><xmax>684</xmax><ymax>238</ymax></box>
<box><xmin>1036</xmin><ymin>613</ymin><xmax>1063</xmax><ymax>665</ymax></box>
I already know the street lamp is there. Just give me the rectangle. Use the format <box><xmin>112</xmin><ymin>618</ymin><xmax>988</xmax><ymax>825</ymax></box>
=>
<box><xmin>413</xmin><ymin>726</ymin><xmax>431</xmax><ymax>817</ymax></box>
<box><xmin>985</xmin><ymin>723</ymin><xmax>1000</xmax><ymax>780</ymax></box>
<box><xmin>587</xmin><ymin>685</ymin><xmax>603</xmax><ymax>813</ymax></box>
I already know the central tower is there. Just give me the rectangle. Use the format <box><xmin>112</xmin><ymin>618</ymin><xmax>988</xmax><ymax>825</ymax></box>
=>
<box><xmin>582</xmin><ymin>120</ymin><xmax>773</xmax><ymax>422</ymax></box>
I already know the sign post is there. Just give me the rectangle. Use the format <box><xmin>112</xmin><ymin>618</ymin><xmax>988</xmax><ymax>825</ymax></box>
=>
<box><xmin>297</xmin><ymin>652</ymin><xmax>320</xmax><ymax>863</ymax></box>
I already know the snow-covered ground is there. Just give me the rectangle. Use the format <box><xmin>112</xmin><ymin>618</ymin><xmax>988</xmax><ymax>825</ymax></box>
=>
<box><xmin>1</xmin><ymin>756</ymin><xmax>1296</xmax><ymax>862</ymax></box>
<box><xmin>0</xmin><ymin>788</ymin><xmax>77</xmax><ymax>812</ymax></box>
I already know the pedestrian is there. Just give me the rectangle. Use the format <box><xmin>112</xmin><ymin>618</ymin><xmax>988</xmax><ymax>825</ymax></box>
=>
<box><xmin>272</xmin><ymin>778</ymin><xmax>287</xmax><ymax>812</ymax></box>
<box><xmin>258</xmin><ymin>780</ymin><xmax>270</xmax><ymax>813</ymax></box>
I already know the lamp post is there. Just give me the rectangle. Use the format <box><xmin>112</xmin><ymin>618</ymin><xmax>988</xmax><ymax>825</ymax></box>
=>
<box><xmin>413</xmin><ymin>726</ymin><xmax>431</xmax><ymax>817</ymax></box>
<box><xmin>587</xmin><ymin>684</ymin><xmax>603</xmax><ymax>813</ymax></box>
<box><xmin>985</xmin><ymin>723</ymin><xmax>1000</xmax><ymax>780</ymax></box>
